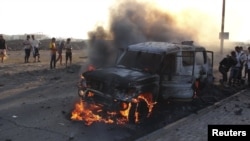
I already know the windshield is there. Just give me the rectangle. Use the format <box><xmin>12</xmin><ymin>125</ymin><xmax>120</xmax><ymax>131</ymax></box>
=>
<box><xmin>117</xmin><ymin>51</ymin><xmax>163</xmax><ymax>73</ymax></box>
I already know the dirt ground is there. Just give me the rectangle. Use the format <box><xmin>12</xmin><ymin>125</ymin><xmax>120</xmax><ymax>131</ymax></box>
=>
<box><xmin>0</xmin><ymin>49</ymin><xmax>88</xmax><ymax>109</ymax></box>
<box><xmin>0</xmin><ymin>50</ymin><xmax>89</xmax><ymax>140</ymax></box>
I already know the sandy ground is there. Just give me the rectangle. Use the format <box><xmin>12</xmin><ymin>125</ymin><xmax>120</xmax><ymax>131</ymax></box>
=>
<box><xmin>0</xmin><ymin>49</ymin><xmax>88</xmax><ymax>109</ymax></box>
<box><xmin>0</xmin><ymin>49</ymin><xmax>138</xmax><ymax>141</ymax></box>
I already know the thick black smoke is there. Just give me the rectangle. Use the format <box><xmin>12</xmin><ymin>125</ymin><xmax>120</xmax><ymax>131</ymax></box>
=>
<box><xmin>87</xmin><ymin>0</ymin><xmax>195</xmax><ymax>68</ymax></box>
<box><xmin>110</xmin><ymin>0</ymin><xmax>194</xmax><ymax>48</ymax></box>
<box><xmin>87</xmin><ymin>26</ymin><xmax>113</xmax><ymax>67</ymax></box>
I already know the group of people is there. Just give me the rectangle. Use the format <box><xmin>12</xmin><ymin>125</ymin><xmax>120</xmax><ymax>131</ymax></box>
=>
<box><xmin>49</xmin><ymin>37</ymin><xmax>73</xmax><ymax>69</ymax></box>
<box><xmin>219</xmin><ymin>46</ymin><xmax>250</xmax><ymax>87</ymax></box>
<box><xmin>1</xmin><ymin>34</ymin><xmax>73</xmax><ymax>70</ymax></box>
<box><xmin>23</xmin><ymin>35</ymin><xmax>41</xmax><ymax>63</ymax></box>
<box><xmin>22</xmin><ymin>35</ymin><xmax>73</xmax><ymax>69</ymax></box>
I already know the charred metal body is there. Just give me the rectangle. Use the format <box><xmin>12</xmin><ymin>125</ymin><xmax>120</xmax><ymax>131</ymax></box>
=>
<box><xmin>78</xmin><ymin>41</ymin><xmax>214</xmax><ymax>123</ymax></box>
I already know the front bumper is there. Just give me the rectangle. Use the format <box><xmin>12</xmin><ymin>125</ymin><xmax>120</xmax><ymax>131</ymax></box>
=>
<box><xmin>78</xmin><ymin>88</ymin><xmax>131</xmax><ymax>113</ymax></box>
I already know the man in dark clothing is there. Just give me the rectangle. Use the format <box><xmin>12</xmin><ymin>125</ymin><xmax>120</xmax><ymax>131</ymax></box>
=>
<box><xmin>219</xmin><ymin>51</ymin><xmax>237</xmax><ymax>86</ymax></box>
<box><xmin>246</xmin><ymin>47</ymin><xmax>250</xmax><ymax>87</ymax></box>
<box><xmin>228</xmin><ymin>51</ymin><xmax>239</xmax><ymax>86</ymax></box>
<box><xmin>65</xmin><ymin>38</ymin><xmax>72</xmax><ymax>68</ymax></box>
<box><xmin>23</xmin><ymin>35</ymin><xmax>31</xmax><ymax>63</ymax></box>
<box><xmin>0</xmin><ymin>34</ymin><xmax>7</xmax><ymax>63</ymax></box>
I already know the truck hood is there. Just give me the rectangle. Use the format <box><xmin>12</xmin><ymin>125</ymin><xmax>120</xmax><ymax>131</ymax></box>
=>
<box><xmin>83</xmin><ymin>66</ymin><xmax>156</xmax><ymax>85</ymax></box>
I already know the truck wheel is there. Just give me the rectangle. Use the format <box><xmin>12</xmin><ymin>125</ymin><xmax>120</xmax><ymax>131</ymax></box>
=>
<box><xmin>128</xmin><ymin>100</ymin><xmax>149</xmax><ymax>124</ymax></box>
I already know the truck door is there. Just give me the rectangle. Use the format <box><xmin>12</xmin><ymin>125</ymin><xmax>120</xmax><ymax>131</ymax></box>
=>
<box><xmin>160</xmin><ymin>52</ymin><xmax>195</xmax><ymax>99</ymax></box>
<box><xmin>194</xmin><ymin>51</ymin><xmax>206</xmax><ymax>79</ymax></box>
<box><xmin>205</xmin><ymin>51</ymin><xmax>214</xmax><ymax>83</ymax></box>
<box><xmin>194</xmin><ymin>50</ymin><xmax>214</xmax><ymax>88</ymax></box>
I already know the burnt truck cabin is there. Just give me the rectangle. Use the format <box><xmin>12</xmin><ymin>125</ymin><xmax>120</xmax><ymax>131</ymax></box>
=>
<box><xmin>78</xmin><ymin>41</ymin><xmax>213</xmax><ymax>123</ymax></box>
<box><xmin>119</xmin><ymin>42</ymin><xmax>213</xmax><ymax>99</ymax></box>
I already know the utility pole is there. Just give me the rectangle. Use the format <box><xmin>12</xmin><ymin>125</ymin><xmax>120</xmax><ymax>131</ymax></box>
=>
<box><xmin>220</xmin><ymin>0</ymin><xmax>226</xmax><ymax>54</ymax></box>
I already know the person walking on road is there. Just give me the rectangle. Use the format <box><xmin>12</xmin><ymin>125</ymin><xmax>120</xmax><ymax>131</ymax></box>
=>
<box><xmin>49</xmin><ymin>37</ymin><xmax>57</xmax><ymax>69</ymax></box>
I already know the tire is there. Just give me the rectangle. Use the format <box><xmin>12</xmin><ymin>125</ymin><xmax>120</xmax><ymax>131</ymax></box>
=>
<box><xmin>128</xmin><ymin>100</ymin><xmax>149</xmax><ymax>124</ymax></box>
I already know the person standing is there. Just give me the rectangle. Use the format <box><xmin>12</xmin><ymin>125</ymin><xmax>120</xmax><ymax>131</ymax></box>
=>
<box><xmin>23</xmin><ymin>35</ymin><xmax>31</xmax><ymax>63</ymax></box>
<box><xmin>56</xmin><ymin>40</ymin><xmax>65</xmax><ymax>65</ymax></box>
<box><xmin>228</xmin><ymin>51</ymin><xmax>239</xmax><ymax>86</ymax></box>
<box><xmin>0</xmin><ymin>34</ymin><xmax>7</xmax><ymax>63</ymax></box>
<box><xmin>31</xmin><ymin>35</ymin><xmax>41</xmax><ymax>62</ymax></box>
<box><xmin>65</xmin><ymin>38</ymin><xmax>72</xmax><ymax>67</ymax></box>
<box><xmin>219</xmin><ymin>53</ymin><xmax>237</xmax><ymax>87</ymax></box>
<box><xmin>238</xmin><ymin>46</ymin><xmax>246</xmax><ymax>81</ymax></box>
<box><xmin>49</xmin><ymin>37</ymin><xmax>57</xmax><ymax>69</ymax></box>
<box><xmin>246</xmin><ymin>47</ymin><xmax>250</xmax><ymax>87</ymax></box>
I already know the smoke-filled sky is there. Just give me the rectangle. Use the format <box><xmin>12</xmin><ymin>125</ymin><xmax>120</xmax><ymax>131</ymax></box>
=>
<box><xmin>0</xmin><ymin>0</ymin><xmax>249</xmax><ymax>42</ymax></box>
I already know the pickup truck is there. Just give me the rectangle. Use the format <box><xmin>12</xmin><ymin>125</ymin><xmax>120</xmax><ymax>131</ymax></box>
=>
<box><xmin>77</xmin><ymin>41</ymin><xmax>214</xmax><ymax>124</ymax></box>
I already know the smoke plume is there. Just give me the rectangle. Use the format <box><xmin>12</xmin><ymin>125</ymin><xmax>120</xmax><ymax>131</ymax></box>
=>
<box><xmin>86</xmin><ymin>0</ymin><xmax>220</xmax><ymax>68</ymax></box>
<box><xmin>109</xmin><ymin>0</ymin><xmax>195</xmax><ymax>48</ymax></box>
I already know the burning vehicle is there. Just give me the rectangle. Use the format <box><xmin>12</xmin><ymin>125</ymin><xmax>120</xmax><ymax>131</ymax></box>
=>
<box><xmin>71</xmin><ymin>41</ymin><xmax>214</xmax><ymax>125</ymax></box>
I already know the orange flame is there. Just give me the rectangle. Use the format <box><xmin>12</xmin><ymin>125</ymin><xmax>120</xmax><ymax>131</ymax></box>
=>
<box><xmin>119</xmin><ymin>102</ymin><xmax>132</xmax><ymax>121</ymax></box>
<box><xmin>138</xmin><ymin>93</ymin><xmax>156</xmax><ymax>116</ymax></box>
<box><xmin>71</xmin><ymin>100</ymin><xmax>115</xmax><ymax>125</ymax></box>
<box><xmin>71</xmin><ymin>92</ymin><xmax>156</xmax><ymax>125</ymax></box>
<box><xmin>71</xmin><ymin>100</ymin><xmax>84</xmax><ymax>121</ymax></box>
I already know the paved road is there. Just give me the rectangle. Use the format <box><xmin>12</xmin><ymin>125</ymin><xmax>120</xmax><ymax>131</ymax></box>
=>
<box><xmin>137</xmin><ymin>88</ymin><xmax>250</xmax><ymax>141</ymax></box>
